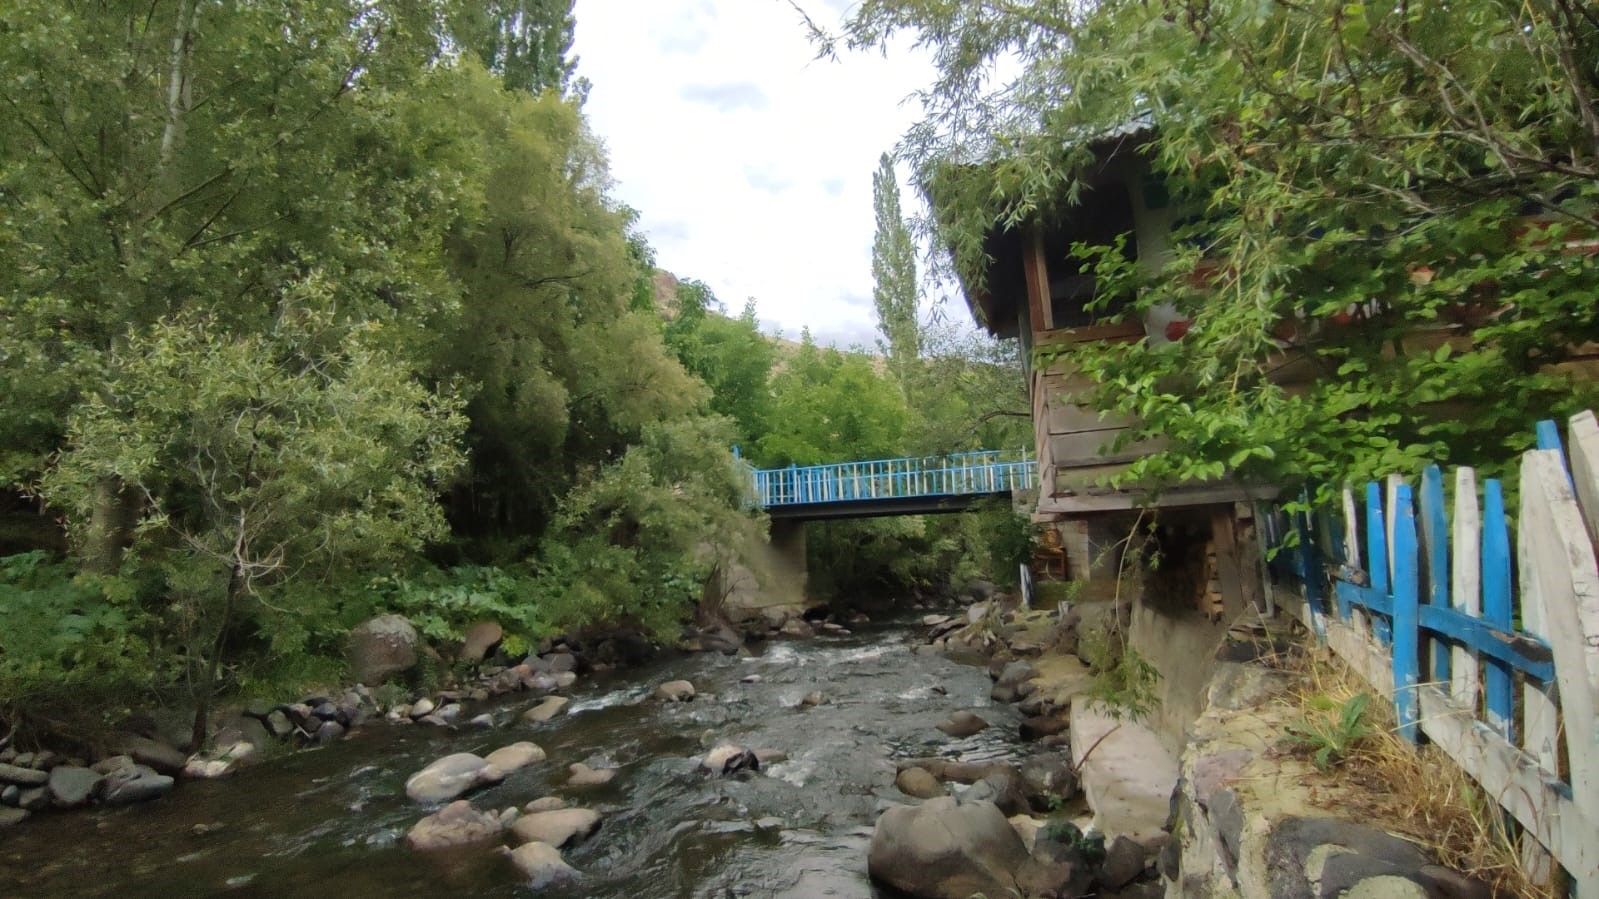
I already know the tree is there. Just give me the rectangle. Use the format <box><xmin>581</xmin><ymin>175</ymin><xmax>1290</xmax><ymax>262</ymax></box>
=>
<box><xmin>446</xmin><ymin>0</ymin><xmax>580</xmax><ymax>95</ymax></box>
<box><xmin>871</xmin><ymin>152</ymin><xmax>922</xmax><ymax>393</ymax></box>
<box><xmin>663</xmin><ymin>282</ymin><xmax>778</xmax><ymax>453</ymax></box>
<box><xmin>41</xmin><ymin>288</ymin><xmax>465</xmax><ymax>745</ymax></box>
<box><xmin>836</xmin><ymin>0</ymin><xmax>1599</xmax><ymax>492</ymax></box>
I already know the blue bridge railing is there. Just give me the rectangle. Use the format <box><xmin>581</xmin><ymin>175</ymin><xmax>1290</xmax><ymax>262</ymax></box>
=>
<box><xmin>743</xmin><ymin>449</ymin><xmax>1034</xmax><ymax>508</ymax></box>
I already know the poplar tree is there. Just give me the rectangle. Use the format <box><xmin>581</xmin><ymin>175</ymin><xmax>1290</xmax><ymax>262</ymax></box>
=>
<box><xmin>871</xmin><ymin>153</ymin><xmax>921</xmax><ymax>394</ymax></box>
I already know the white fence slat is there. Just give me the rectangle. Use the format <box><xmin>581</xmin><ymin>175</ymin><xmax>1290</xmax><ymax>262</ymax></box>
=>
<box><xmin>1451</xmin><ymin>466</ymin><xmax>1481</xmax><ymax>712</ymax></box>
<box><xmin>1342</xmin><ymin>484</ymin><xmax>1362</xmax><ymax>569</ymax></box>
<box><xmin>1571</xmin><ymin>410</ymin><xmax>1599</xmax><ymax>551</ymax></box>
<box><xmin>1521</xmin><ymin>451</ymin><xmax>1599</xmax><ymax>848</ymax></box>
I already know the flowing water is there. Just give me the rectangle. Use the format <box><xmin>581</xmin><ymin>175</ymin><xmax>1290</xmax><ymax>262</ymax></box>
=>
<box><xmin>0</xmin><ymin>615</ymin><xmax>1031</xmax><ymax>898</ymax></box>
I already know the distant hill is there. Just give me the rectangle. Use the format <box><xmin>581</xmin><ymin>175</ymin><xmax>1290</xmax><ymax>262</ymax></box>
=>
<box><xmin>649</xmin><ymin>270</ymin><xmax>876</xmax><ymax>367</ymax></box>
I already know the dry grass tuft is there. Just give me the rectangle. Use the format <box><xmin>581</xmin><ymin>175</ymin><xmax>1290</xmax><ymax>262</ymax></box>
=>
<box><xmin>1283</xmin><ymin>640</ymin><xmax>1550</xmax><ymax>899</ymax></box>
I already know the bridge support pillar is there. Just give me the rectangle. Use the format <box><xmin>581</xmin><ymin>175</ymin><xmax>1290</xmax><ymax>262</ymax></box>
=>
<box><xmin>769</xmin><ymin>519</ymin><xmax>809</xmax><ymax>601</ymax></box>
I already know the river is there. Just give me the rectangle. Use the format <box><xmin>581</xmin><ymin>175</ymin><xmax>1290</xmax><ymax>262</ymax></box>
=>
<box><xmin>0</xmin><ymin>614</ymin><xmax>1030</xmax><ymax>898</ymax></box>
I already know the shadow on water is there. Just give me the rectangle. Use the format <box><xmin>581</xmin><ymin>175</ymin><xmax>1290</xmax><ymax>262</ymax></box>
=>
<box><xmin>0</xmin><ymin>615</ymin><xmax>1027</xmax><ymax>899</ymax></box>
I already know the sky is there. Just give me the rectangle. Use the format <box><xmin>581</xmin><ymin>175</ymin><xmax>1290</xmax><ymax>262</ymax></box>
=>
<box><xmin>571</xmin><ymin>0</ymin><xmax>936</xmax><ymax>349</ymax></box>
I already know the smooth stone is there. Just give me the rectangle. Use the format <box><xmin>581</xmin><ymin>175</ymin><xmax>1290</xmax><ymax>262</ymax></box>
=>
<box><xmin>937</xmin><ymin>711</ymin><xmax>991</xmax><ymax>738</ymax></box>
<box><xmin>483</xmin><ymin>742</ymin><xmax>545</xmax><ymax>774</ymax></box>
<box><xmin>524</xmin><ymin>796</ymin><xmax>567</xmax><ymax>813</ymax></box>
<box><xmin>17</xmin><ymin>787</ymin><xmax>48</xmax><ymax>811</ymax></box>
<box><xmin>566</xmin><ymin>763</ymin><xmax>615</xmax><ymax>786</ymax></box>
<box><xmin>553</xmin><ymin>671</ymin><xmax>578</xmax><ymax>689</ymax></box>
<box><xmin>45</xmin><ymin>765</ymin><xmax>100</xmax><ymax>808</ymax></box>
<box><xmin>654</xmin><ymin>680</ymin><xmax>695</xmax><ymax>702</ymax></box>
<box><xmin>313</xmin><ymin>720</ymin><xmax>346</xmax><ymax>744</ymax></box>
<box><xmin>406</xmin><ymin>799</ymin><xmax>504</xmax><ymax>851</ymax></box>
<box><xmin>502</xmin><ymin>841</ymin><xmax>579</xmax><ymax>888</ymax></box>
<box><xmin>469</xmin><ymin>713</ymin><xmax>496</xmax><ymax>728</ymax></box>
<box><xmin>1100</xmin><ymin>834</ymin><xmax>1146</xmax><ymax>890</ymax></box>
<box><xmin>1</xmin><ymin>785</ymin><xmax>18</xmax><ymax>805</ymax></box>
<box><xmin>510</xmin><ymin>808</ymin><xmax>602</xmax><ymax>848</ymax></box>
<box><xmin>799</xmin><ymin>691</ymin><xmax>826</xmax><ymax>708</ymax></box>
<box><xmin>410</xmin><ymin>698</ymin><xmax>436</xmax><ymax>718</ymax></box>
<box><xmin>895</xmin><ymin>766</ymin><xmax>946</xmax><ymax>799</ymax></box>
<box><xmin>349</xmin><ymin>614</ymin><xmax>419</xmax><ymax>685</ymax></box>
<box><xmin>0</xmin><ymin>808</ymin><xmax>27</xmax><ymax>827</ymax></box>
<box><xmin>523</xmin><ymin>696</ymin><xmax>569</xmax><ymax>723</ymax></box>
<box><xmin>99</xmin><ymin>766</ymin><xmax>174</xmax><ymax>805</ymax></box>
<box><xmin>0</xmin><ymin>763</ymin><xmax>48</xmax><ymax>787</ymax></box>
<box><xmin>405</xmin><ymin>753</ymin><xmax>500</xmax><ymax>803</ymax></box>
<box><xmin>753</xmin><ymin>749</ymin><xmax>787</xmax><ymax>764</ymax></box>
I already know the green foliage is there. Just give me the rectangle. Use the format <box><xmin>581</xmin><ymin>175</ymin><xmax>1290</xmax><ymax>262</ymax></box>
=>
<box><xmin>758</xmin><ymin>336</ymin><xmax>908</xmax><ymax>466</ymax></box>
<box><xmin>1285</xmin><ymin>693</ymin><xmax>1378</xmax><ymax>772</ymax></box>
<box><xmin>836</xmin><ymin>0</ymin><xmax>1599</xmax><ymax>495</ymax></box>
<box><xmin>0</xmin><ymin>553</ymin><xmax>156</xmax><ymax>720</ymax></box>
<box><xmin>1039</xmin><ymin>820</ymin><xmax>1107</xmax><ymax>867</ymax></box>
<box><xmin>664</xmin><ymin>284</ymin><xmax>778</xmax><ymax>451</ymax></box>
<box><xmin>1084</xmin><ymin>639</ymin><xmax>1162</xmax><ymax>724</ymax></box>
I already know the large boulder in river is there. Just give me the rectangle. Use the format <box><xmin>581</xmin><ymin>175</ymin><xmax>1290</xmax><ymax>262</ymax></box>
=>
<box><xmin>405</xmin><ymin>752</ymin><xmax>503</xmax><ymax>803</ymax></box>
<box><xmin>868</xmin><ymin>797</ymin><xmax>1030</xmax><ymax>899</ymax></box>
<box><xmin>350</xmin><ymin>615</ymin><xmax>419</xmax><ymax>685</ymax></box>
<box><xmin>47</xmin><ymin>766</ymin><xmax>101</xmax><ymax>808</ymax></box>
<box><xmin>405</xmin><ymin>800</ymin><xmax>505</xmax><ymax>850</ymax></box>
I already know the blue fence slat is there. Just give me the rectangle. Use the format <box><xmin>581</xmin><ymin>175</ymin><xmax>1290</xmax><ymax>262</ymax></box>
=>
<box><xmin>1481</xmin><ymin>478</ymin><xmax>1515</xmax><ymax>741</ymax></box>
<box><xmin>1392</xmin><ymin>483</ymin><xmax>1421</xmax><ymax>743</ymax></box>
<box><xmin>1421</xmin><ymin>465</ymin><xmax>1452</xmax><ymax>686</ymax></box>
<box><xmin>1536</xmin><ymin>419</ymin><xmax>1563</xmax><ymax>454</ymax></box>
<box><xmin>1365</xmin><ymin>482</ymin><xmax>1393</xmax><ymax>645</ymax></box>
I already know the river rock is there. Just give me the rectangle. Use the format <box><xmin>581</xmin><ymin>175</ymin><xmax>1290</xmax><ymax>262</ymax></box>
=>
<box><xmin>1020</xmin><ymin>754</ymin><xmax>1080</xmax><ymax>810</ymax></box>
<box><xmin>936</xmin><ymin>711</ymin><xmax>990</xmax><ymax>738</ymax></box>
<box><xmin>460</xmin><ymin>621</ymin><xmax>504</xmax><ymax>663</ymax></box>
<box><xmin>503</xmin><ymin>841</ymin><xmax>579</xmax><ymax>888</ymax></box>
<box><xmin>405</xmin><ymin>752</ymin><xmax>502</xmax><ymax>803</ymax></box>
<box><xmin>1099</xmin><ymin>834</ymin><xmax>1147</xmax><ymax>890</ymax></box>
<box><xmin>313</xmin><ymin>720</ymin><xmax>346</xmax><ymax>744</ymax></box>
<box><xmin>511</xmin><ymin>808</ymin><xmax>602</xmax><ymax>848</ymax></box>
<box><xmin>566</xmin><ymin>763</ymin><xmax>616</xmax><ymax>786</ymax></box>
<box><xmin>867</xmin><ymin>797</ymin><xmax>1029</xmax><ymax>899</ymax></box>
<box><xmin>895</xmin><ymin>766</ymin><xmax>945</xmax><ymax>799</ymax></box>
<box><xmin>654</xmin><ymin>680</ymin><xmax>695</xmax><ymax>702</ymax></box>
<box><xmin>2</xmin><ymin>785</ymin><xmax>18</xmax><ymax>805</ymax></box>
<box><xmin>799</xmin><ymin>691</ymin><xmax>826</xmax><ymax>708</ymax></box>
<box><xmin>700</xmin><ymin>744</ymin><xmax>759</xmax><ymax>777</ymax></box>
<box><xmin>17</xmin><ymin>787</ymin><xmax>48</xmax><ymax>811</ymax></box>
<box><xmin>469</xmin><ymin>713</ymin><xmax>496</xmax><ymax>729</ymax></box>
<box><xmin>114</xmin><ymin>735</ymin><xmax>187</xmax><ymax>775</ymax></box>
<box><xmin>99</xmin><ymin>765</ymin><xmax>174</xmax><ymax>805</ymax></box>
<box><xmin>922</xmin><ymin>614</ymin><xmax>952</xmax><ymax>627</ymax></box>
<box><xmin>0</xmin><ymin>807</ymin><xmax>26</xmax><ymax>826</ymax></box>
<box><xmin>1020</xmin><ymin>714</ymin><xmax>1069</xmax><ymax>741</ymax></box>
<box><xmin>553</xmin><ymin>670</ymin><xmax>578</xmax><ymax>689</ymax></box>
<box><xmin>406</xmin><ymin>799</ymin><xmax>505</xmax><ymax>851</ymax></box>
<box><xmin>0</xmin><ymin>763</ymin><xmax>48</xmax><ymax>787</ymax></box>
<box><xmin>410</xmin><ymin>698</ymin><xmax>436</xmax><ymax>718</ymax></box>
<box><xmin>525</xmin><ymin>796</ymin><xmax>567</xmax><ymax>813</ymax></box>
<box><xmin>779</xmin><ymin>619</ymin><xmax>814</xmax><ymax>638</ymax></box>
<box><xmin>483</xmin><ymin>742</ymin><xmax>545</xmax><ymax>774</ymax></box>
<box><xmin>349</xmin><ymin>614</ymin><xmax>419</xmax><ymax>685</ymax></box>
<box><xmin>753</xmin><ymin>749</ymin><xmax>787</xmax><ymax>765</ymax></box>
<box><xmin>523</xmin><ymin>696</ymin><xmax>569</xmax><ymax>723</ymax></box>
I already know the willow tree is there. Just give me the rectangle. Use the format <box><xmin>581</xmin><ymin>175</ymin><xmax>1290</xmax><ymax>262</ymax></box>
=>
<box><xmin>833</xmin><ymin>0</ymin><xmax>1599</xmax><ymax>490</ymax></box>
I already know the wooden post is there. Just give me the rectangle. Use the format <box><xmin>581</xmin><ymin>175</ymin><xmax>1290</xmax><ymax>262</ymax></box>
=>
<box><xmin>1569</xmin><ymin>410</ymin><xmax>1599</xmax><ymax>546</ymax></box>
<box><xmin>1450</xmin><ymin>467</ymin><xmax>1481</xmax><ymax>713</ymax></box>
<box><xmin>1392</xmin><ymin>483</ymin><xmax>1421</xmax><ymax>743</ymax></box>
<box><xmin>1020</xmin><ymin>226</ymin><xmax>1054</xmax><ymax>334</ymax></box>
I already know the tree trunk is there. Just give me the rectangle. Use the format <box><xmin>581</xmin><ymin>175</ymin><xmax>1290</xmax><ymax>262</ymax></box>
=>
<box><xmin>82</xmin><ymin>478</ymin><xmax>137</xmax><ymax>574</ymax></box>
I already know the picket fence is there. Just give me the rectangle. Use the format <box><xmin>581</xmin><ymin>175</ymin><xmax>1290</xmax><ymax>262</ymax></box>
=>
<box><xmin>1262</xmin><ymin>412</ymin><xmax>1599</xmax><ymax>896</ymax></box>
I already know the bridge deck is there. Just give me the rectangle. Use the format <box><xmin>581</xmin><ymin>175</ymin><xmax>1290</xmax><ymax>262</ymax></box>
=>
<box><xmin>745</xmin><ymin>450</ymin><xmax>1034</xmax><ymax>521</ymax></box>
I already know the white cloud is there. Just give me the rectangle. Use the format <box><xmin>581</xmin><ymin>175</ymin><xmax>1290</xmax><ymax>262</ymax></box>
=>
<box><xmin>572</xmin><ymin>0</ymin><xmax>934</xmax><ymax>346</ymax></box>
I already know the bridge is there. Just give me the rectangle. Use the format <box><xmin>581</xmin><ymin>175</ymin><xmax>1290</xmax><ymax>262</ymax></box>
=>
<box><xmin>742</xmin><ymin>449</ymin><xmax>1035</xmax><ymax>521</ymax></box>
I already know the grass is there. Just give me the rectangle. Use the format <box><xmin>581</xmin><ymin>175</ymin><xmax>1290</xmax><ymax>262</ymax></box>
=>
<box><xmin>1282</xmin><ymin>640</ymin><xmax>1551</xmax><ymax>899</ymax></box>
